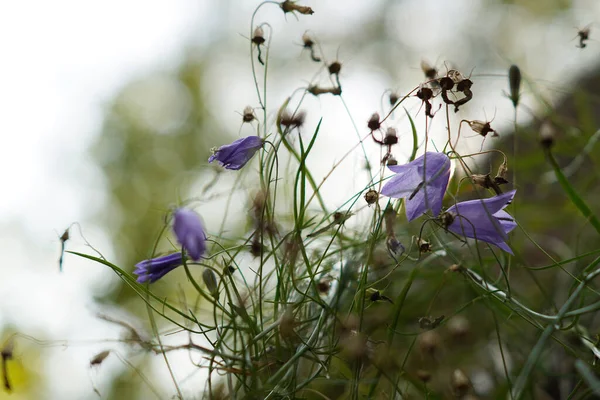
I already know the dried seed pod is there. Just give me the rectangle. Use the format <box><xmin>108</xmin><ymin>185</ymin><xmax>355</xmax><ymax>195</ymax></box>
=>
<box><xmin>90</xmin><ymin>350</ymin><xmax>111</xmax><ymax>367</ymax></box>
<box><xmin>419</xmin><ymin>315</ymin><xmax>444</xmax><ymax>330</ymax></box>
<box><xmin>301</xmin><ymin>32</ymin><xmax>315</xmax><ymax>48</ymax></box>
<box><xmin>252</xmin><ymin>26</ymin><xmax>265</xmax><ymax>45</ymax></box>
<box><xmin>471</xmin><ymin>173</ymin><xmax>502</xmax><ymax>195</ymax></box>
<box><xmin>328</xmin><ymin>61</ymin><xmax>342</xmax><ymax>75</ymax></box>
<box><xmin>389</xmin><ymin>92</ymin><xmax>399</xmax><ymax>106</ymax></box>
<box><xmin>451</xmin><ymin>369</ymin><xmax>471</xmax><ymax>397</ymax></box>
<box><xmin>280</xmin><ymin>0</ymin><xmax>314</xmax><ymax>15</ymax></box>
<box><xmin>302</xmin><ymin>32</ymin><xmax>321</xmax><ymax>62</ymax></box>
<box><xmin>439</xmin><ymin>76</ymin><xmax>454</xmax><ymax>91</ymax></box>
<box><xmin>495</xmin><ymin>160</ymin><xmax>509</xmax><ymax>185</ymax></box>
<box><xmin>280</xmin><ymin>110</ymin><xmax>306</xmax><ymax>129</ymax></box>
<box><xmin>308</xmin><ymin>85</ymin><xmax>341</xmax><ymax>96</ymax></box>
<box><xmin>386</xmin><ymin>156</ymin><xmax>398</xmax><ymax>166</ymax></box>
<box><xmin>59</xmin><ymin>227</ymin><xmax>70</xmax><ymax>272</ymax></box>
<box><xmin>577</xmin><ymin>26</ymin><xmax>590</xmax><ymax>48</ymax></box>
<box><xmin>279</xmin><ymin>308</ymin><xmax>298</xmax><ymax>341</ymax></box>
<box><xmin>416</xmin><ymin>87</ymin><xmax>433</xmax><ymax>101</ymax></box>
<box><xmin>242</xmin><ymin>106</ymin><xmax>255</xmax><ymax>123</ymax></box>
<box><xmin>364</xmin><ymin>189</ymin><xmax>379</xmax><ymax>205</ymax></box>
<box><xmin>447</xmin><ymin>315</ymin><xmax>470</xmax><ymax>341</ymax></box>
<box><xmin>367</xmin><ymin>289</ymin><xmax>393</xmax><ymax>304</ymax></box>
<box><xmin>418</xmin><ymin>330</ymin><xmax>441</xmax><ymax>356</ymax></box>
<box><xmin>467</xmin><ymin>120</ymin><xmax>498</xmax><ymax>138</ymax></box>
<box><xmin>384</xmin><ymin>127</ymin><xmax>398</xmax><ymax>145</ymax></box>
<box><xmin>539</xmin><ymin>119</ymin><xmax>556</xmax><ymax>149</ymax></box>
<box><xmin>1</xmin><ymin>339</ymin><xmax>14</xmax><ymax>392</ymax></box>
<box><xmin>508</xmin><ymin>65</ymin><xmax>521</xmax><ymax>108</ymax></box>
<box><xmin>202</xmin><ymin>269</ymin><xmax>219</xmax><ymax>298</ymax></box>
<box><xmin>416</xmin><ymin>369</ymin><xmax>432</xmax><ymax>383</ymax></box>
<box><xmin>417</xmin><ymin>237</ymin><xmax>432</xmax><ymax>253</ymax></box>
<box><xmin>421</xmin><ymin>60</ymin><xmax>438</xmax><ymax>80</ymax></box>
<box><xmin>368</xmin><ymin>113</ymin><xmax>381</xmax><ymax>131</ymax></box>
<box><xmin>317</xmin><ymin>276</ymin><xmax>331</xmax><ymax>295</ymax></box>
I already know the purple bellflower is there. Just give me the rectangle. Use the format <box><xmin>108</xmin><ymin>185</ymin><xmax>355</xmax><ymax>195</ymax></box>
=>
<box><xmin>441</xmin><ymin>189</ymin><xmax>517</xmax><ymax>254</ymax></box>
<box><xmin>173</xmin><ymin>208</ymin><xmax>207</xmax><ymax>261</ymax></box>
<box><xmin>380</xmin><ymin>152</ymin><xmax>451</xmax><ymax>221</ymax></box>
<box><xmin>208</xmin><ymin>136</ymin><xmax>264</xmax><ymax>170</ymax></box>
<box><xmin>134</xmin><ymin>252</ymin><xmax>184</xmax><ymax>283</ymax></box>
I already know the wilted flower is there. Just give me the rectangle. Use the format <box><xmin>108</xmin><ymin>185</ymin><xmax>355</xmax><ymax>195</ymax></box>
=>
<box><xmin>380</xmin><ymin>152</ymin><xmax>451</xmax><ymax>221</ymax></box>
<box><xmin>441</xmin><ymin>190</ymin><xmax>517</xmax><ymax>254</ymax></box>
<box><xmin>173</xmin><ymin>208</ymin><xmax>206</xmax><ymax>260</ymax></box>
<box><xmin>134</xmin><ymin>253</ymin><xmax>184</xmax><ymax>283</ymax></box>
<box><xmin>208</xmin><ymin>136</ymin><xmax>264</xmax><ymax>170</ymax></box>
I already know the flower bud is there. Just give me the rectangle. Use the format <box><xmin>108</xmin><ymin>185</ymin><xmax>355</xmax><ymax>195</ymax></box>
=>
<box><xmin>508</xmin><ymin>65</ymin><xmax>521</xmax><ymax>108</ymax></box>
<box><xmin>90</xmin><ymin>350</ymin><xmax>110</xmax><ymax>367</ymax></box>
<box><xmin>202</xmin><ymin>268</ymin><xmax>219</xmax><ymax>298</ymax></box>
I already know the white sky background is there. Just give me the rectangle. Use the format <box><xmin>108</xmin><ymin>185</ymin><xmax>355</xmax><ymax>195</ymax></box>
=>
<box><xmin>0</xmin><ymin>0</ymin><xmax>599</xmax><ymax>399</ymax></box>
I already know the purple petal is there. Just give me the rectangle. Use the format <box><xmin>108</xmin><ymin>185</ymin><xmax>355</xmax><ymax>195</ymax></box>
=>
<box><xmin>381</xmin><ymin>152</ymin><xmax>451</xmax><ymax>221</ymax></box>
<box><xmin>445</xmin><ymin>190</ymin><xmax>517</xmax><ymax>253</ymax></box>
<box><xmin>173</xmin><ymin>208</ymin><xmax>206</xmax><ymax>261</ymax></box>
<box><xmin>208</xmin><ymin>136</ymin><xmax>264</xmax><ymax>170</ymax></box>
<box><xmin>134</xmin><ymin>252</ymin><xmax>184</xmax><ymax>283</ymax></box>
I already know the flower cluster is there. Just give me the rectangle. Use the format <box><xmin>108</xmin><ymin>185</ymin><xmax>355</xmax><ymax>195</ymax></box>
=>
<box><xmin>134</xmin><ymin>208</ymin><xmax>206</xmax><ymax>283</ymax></box>
<box><xmin>381</xmin><ymin>152</ymin><xmax>516</xmax><ymax>254</ymax></box>
<box><xmin>134</xmin><ymin>136</ymin><xmax>265</xmax><ymax>283</ymax></box>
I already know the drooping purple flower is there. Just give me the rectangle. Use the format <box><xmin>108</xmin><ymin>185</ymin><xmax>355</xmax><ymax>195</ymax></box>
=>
<box><xmin>134</xmin><ymin>252</ymin><xmax>184</xmax><ymax>283</ymax></box>
<box><xmin>173</xmin><ymin>208</ymin><xmax>206</xmax><ymax>260</ymax></box>
<box><xmin>208</xmin><ymin>136</ymin><xmax>264</xmax><ymax>170</ymax></box>
<box><xmin>441</xmin><ymin>189</ymin><xmax>517</xmax><ymax>254</ymax></box>
<box><xmin>380</xmin><ymin>152</ymin><xmax>451</xmax><ymax>221</ymax></box>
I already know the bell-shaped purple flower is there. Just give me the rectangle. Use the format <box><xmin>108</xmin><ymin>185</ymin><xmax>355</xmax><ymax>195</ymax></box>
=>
<box><xmin>208</xmin><ymin>136</ymin><xmax>264</xmax><ymax>170</ymax></box>
<box><xmin>173</xmin><ymin>208</ymin><xmax>206</xmax><ymax>261</ymax></box>
<box><xmin>380</xmin><ymin>152</ymin><xmax>451</xmax><ymax>221</ymax></box>
<box><xmin>134</xmin><ymin>252</ymin><xmax>184</xmax><ymax>283</ymax></box>
<box><xmin>442</xmin><ymin>189</ymin><xmax>517</xmax><ymax>254</ymax></box>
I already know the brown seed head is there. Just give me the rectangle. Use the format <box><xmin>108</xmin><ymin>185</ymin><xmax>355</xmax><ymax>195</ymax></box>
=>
<box><xmin>447</xmin><ymin>315</ymin><xmax>471</xmax><ymax>340</ymax></box>
<box><xmin>242</xmin><ymin>106</ymin><xmax>255</xmax><ymax>123</ymax></box>
<box><xmin>280</xmin><ymin>110</ymin><xmax>306</xmax><ymax>129</ymax></box>
<box><xmin>417</xmin><ymin>369</ymin><xmax>432</xmax><ymax>383</ymax></box>
<box><xmin>384</xmin><ymin>127</ymin><xmax>398</xmax><ymax>145</ymax></box>
<box><xmin>439</xmin><ymin>76</ymin><xmax>454</xmax><ymax>91</ymax></box>
<box><xmin>90</xmin><ymin>350</ymin><xmax>111</xmax><ymax>367</ymax></box>
<box><xmin>301</xmin><ymin>32</ymin><xmax>314</xmax><ymax>48</ymax></box>
<box><xmin>539</xmin><ymin>119</ymin><xmax>556</xmax><ymax>149</ymax></box>
<box><xmin>416</xmin><ymin>87</ymin><xmax>433</xmax><ymax>101</ymax></box>
<box><xmin>386</xmin><ymin>155</ymin><xmax>398</xmax><ymax>166</ymax></box>
<box><xmin>451</xmin><ymin>369</ymin><xmax>471</xmax><ymax>396</ymax></box>
<box><xmin>328</xmin><ymin>61</ymin><xmax>342</xmax><ymax>75</ymax></box>
<box><xmin>252</xmin><ymin>26</ymin><xmax>265</xmax><ymax>45</ymax></box>
<box><xmin>421</xmin><ymin>60</ymin><xmax>438</xmax><ymax>80</ymax></box>
<box><xmin>364</xmin><ymin>189</ymin><xmax>379</xmax><ymax>206</ymax></box>
<box><xmin>280</xmin><ymin>0</ymin><xmax>314</xmax><ymax>15</ymax></box>
<box><xmin>367</xmin><ymin>113</ymin><xmax>381</xmax><ymax>131</ymax></box>
<box><xmin>467</xmin><ymin>120</ymin><xmax>497</xmax><ymax>137</ymax></box>
<box><xmin>417</xmin><ymin>237</ymin><xmax>432</xmax><ymax>253</ymax></box>
<box><xmin>389</xmin><ymin>92</ymin><xmax>399</xmax><ymax>106</ymax></box>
